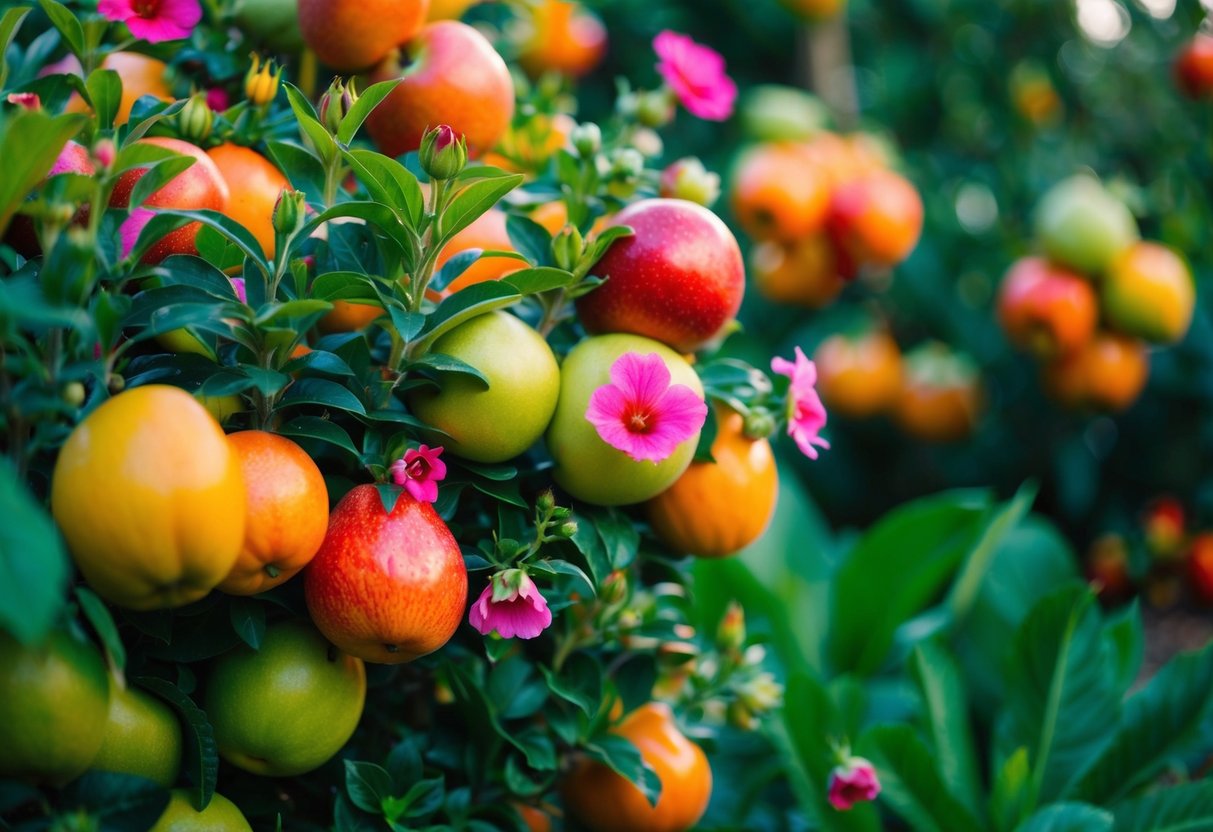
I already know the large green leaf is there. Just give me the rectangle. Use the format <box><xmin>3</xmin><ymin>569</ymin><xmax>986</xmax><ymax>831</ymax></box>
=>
<box><xmin>827</xmin><ymin>489</ymin><xmax>992</xmax><ymax>676</ymax></box>
<box><xmin>1002</xmin><ymin>586</ymin><xmax>1120</xmax><ymax>807</ymax></box>
<box><xmin>1112</xmin><ymin>781</ymin><xmax>1213</xmax><ymax>832</ymax></box>
<box><xmin>947</xmin><ymin>481</ymin><xmax>1037</xmax><ymax>621</ymax></box>
<box><xmin>910</xmin><ymin>641</ymin><xmax>983</xmax><ymax>820</ymax></box>
<box><xmin>0</xmin><ymin>7</ymin><xmax>31</xmax><ymax>89</ymax></box>
<box><xmin>411</xmin><ymin>281</ymin><xmax>521</xmax><ymax>352</ymax></box>
<box><xmin>0</xmin><ymin>458</ymin><xmax>70</xmax><ymax>644</ymax></box>
<box><xmin>857</xmin><ymin>724</ymin><xmax>984</xmax><ymax>832</ymax></box>
<box><xmin>1067</xmin><ymin>643</ymin><xmax>1213</xmax><ymax>804</ymax></box>
<box><xmin>336</xmin><ymin>80</ymin><xmax>399</xmax><ymax>146</ymax></box>
<box><xmin>0</xmin><ymin>108</ymin><xmax>88</xmax><ymax>235</ymax></box>
<box><xmin>1018</xmin><ymin>803</ymin><xmax>1114</xmax><ymax>832</ymax></box>
<box><xmin>438</xmin><ymin>172</ymin><xmax>525</xmax><ymax>244</ymax></box>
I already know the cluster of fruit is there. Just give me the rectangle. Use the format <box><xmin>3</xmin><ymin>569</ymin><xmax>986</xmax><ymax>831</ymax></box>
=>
<box><xmin>812</xmin><ymin>329</ymin><xmax>983</xmax><ymax>443</ymax></box>
<box><xmin>998</xmin><ymin>174</ymin><xmax>1194</xmax><ymax>412</ymax></box>
<box><xmin>1087</xmin><ymin>497</ymin><xmax>1213</xmax><ymax>611</ymax></box>
<box><xmin>732</xmin><ymin>132</ymin><xmax>923</xmax><ymax>310</ymax></box>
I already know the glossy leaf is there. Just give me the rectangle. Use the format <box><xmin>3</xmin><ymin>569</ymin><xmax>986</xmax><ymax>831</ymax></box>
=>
<box><xmin>909</xmin><ymin>641</ymin><xmax>982</xmax><ymax>819</ymax></box>
<box><xmin>0</xmin><ymin>457</ymin><xmax>69</xmax><ymax>645</ymax></box>
<box><xmin>1018</xmin><ymin>803</ymin><xmax>1114</xmax><ymax>832</ymax></box>
<box><xmin>1111</xmin><ymin>781</ymin><xmax>1213</xmax><ymax>832</ymax></box>
<box><xmin>135</xmin><ymin>676</ymin><xmax>218</xmax><ymax>811</ymax></box>
<box><xmin>336</xmin><ymin>80</ymin><xmax>399</xmax><ymax>146</ymax></box>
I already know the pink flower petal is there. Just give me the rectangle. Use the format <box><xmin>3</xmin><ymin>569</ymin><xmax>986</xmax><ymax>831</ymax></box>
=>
<box><xmin>468</xmin><ymin>585</ymin><xmax>493</xmax><ymax>634</ymax></box>
<box><xmin>98</xmin><ymin>0</ymin><xmax>136</xmax><ymax>22</ymax></box>
<box><xmin>119</xmin><ymin>207</ymin><xmax>155</xmax><ymax>259</ymax></box>
<box><xmin>773</xmin><ymin>347</ymin><xmax>829</xmax><ymax>461</ymax></box>
<box><xmin>468</xmin><ymin>574</ymin><xmax>553</xmax><ymax>640</ymax></box>
<box><xmin>586</xmin><ymin>382</ymin><xmax>630</xmax><ymax>432</ymax></box>
<box><xmin>653</xmin><ymin>29</ymin><xmax>737</xmax><ymax>122</ymax></box>
<box><xmin>610</xmin><ymin>352</ymin><xmax>672</xmax><ymax>408</ymax></box>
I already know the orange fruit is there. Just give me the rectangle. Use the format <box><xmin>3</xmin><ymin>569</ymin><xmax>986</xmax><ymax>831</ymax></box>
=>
<box><xmin>433</xmin><ymin>210</ymin><xmax>522</xmax><ymax>295</ymax></box>
<box><xmin>298</xmin><ymin>0</ymin><xmax>429</xmax><ymax>71</ymax></box>
<box><xmin>51</xmin><ymin>385</ymin><xmax>246</xmax><ymax>609</ymax></box>
<box><xmin>206</xmin><ymin>144</ymin><xmax>290</xmax><ymax>259</ymax></box>
<box><xmin>317</xmin><ymin>300</ymin><xmax>383</xmax><ymax>333</ymax></box>
<box><xmin>1043</xmin><ymin>332</ymin><xmax>1149</xmax><ymax>412</ymax></box>
<box><xmin>827</xmin><ymin>168</ymin><xmax>923</xmax><ymax>270</ymax></box>
<box><xmin>517</xmin><ymin>1</ymin><xmax>608</xmax><ymax>79</ymax></box>
<box><xmin>893</xmin><ymin>345</ymin><xmax>982</xmax><ymax>442</ymax></box>
<box><xmin>997</xmin><ymin>256</ymin><xmax>1097</xmax><ymax>358</ymax></box>
<box><xmin>814</xmin><ymin>330</ymin><xmax>903</xmax><ymax>418</ymax></box>
<box><xmin>731</xmin><ymin>142</ymin><xmax>831</xmax><ymax>242</ymax></box>
<box><xmin>65</xmin><ymin>52</ymin><xmax>171</xmax><ymax>126</ymax></box>
<box><xmin>749</xmin><ymin>236</ymin><xmax>844</xmax><ymax>308</ymax></box>
<box><xmin>428</xmin><ymin>0</ymin><xmax>482</xmax><ymax>18</ymax></box>
<box><xmin>513</xmin><ymin>803</ymin><xmax>553</xmax><ymax>832</ymax></box>
<box><xmin>219</xmin><ymin>431</ymin><xmax>330</xmax><ymax>596</ymax></box>
<box><xmin>647</xmin><ymin>407</ymin><xmax>779</xmax><ymax>558</ymax></box>
<box><xmin>1102</xmin><ymin>241</ymin><xmax>1195</xmax><ymax>345</ymax></box>
<box><xmin>562</xmin><ymin>702</ymin><xmax>712</xmax><ymax>832</ymax></box>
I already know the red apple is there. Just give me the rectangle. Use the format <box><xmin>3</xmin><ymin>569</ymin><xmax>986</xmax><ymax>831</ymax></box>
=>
<box><xmin>366</xmin><ymin>21</ymin><xmax>514</xmax><ymax>159</ymax></box>
<box><xmin>997</xmin><ymin>256</ymin><xmax>1097</xmax><ymax>358</ymax></box>
<box><xmin>826</xmin><ymin>168</ymin><xmax>923</xmax><ymax>275</ymax></box>
<box><xmin>304</xmin><ymin>484</ymin><xmax>467</xmax><ymax>664</ymax></box>
<box><xmin>1175</xmin><ymin>33</ymin><xmax>1213</xmax><ymax>99</ymax></box>
<box><xmin>110</xmin><ymin>137</ymin><xmax>229</xmax><ymax>264</ymax></box>
<box><xmin>5</xmin><ymin>140</ymin><xmax>96</xmax><ymax>256</ymax></box>
<box><xmin>575</xmin><ymin>198</ymin><xmax>745</xmax><ymax>353</ymax></box>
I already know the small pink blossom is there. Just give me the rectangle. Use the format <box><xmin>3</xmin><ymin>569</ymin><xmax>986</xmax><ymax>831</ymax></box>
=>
<box><xmin>119</xmin><ymin>207</ymin><xmax>155</xmax><ymax>259</ymax></box>
<box><xmin>229</xmin><ymin>277</ymin><xmax>246</xmax><ymax>304</ymax></box>
<box><xmin>652</xmin><ymin>30</ymin><xmax>737</xmax><ymax>122</ymax></box>
<box><xmin>771</xmin><ymin>347</ymin><xmax>830</xmax><ymax>460</ymax></box>
<box><xmin>389</xmin><ymin>444</ymin><xmax>446</xmax><ymax>503</ymax></box>
<box><xmin>98</xmin><ymin>0</ymin><xmax>202</xmax><ymax>43</ymax></box>
<box><xmin>827</xmin><ymin>757</ymin><xmax>881</xmax><ymax>811</ymax></box>
<box><xmin>586</xmin><ymin>352</ymin><xmax>707</xmax><ymax>463</ymax></box>
<box><xmin>205</xmin><ymin>87</ymin><xmax>230</xmax><ymax>111</ymax></box>
<box><xmin>38</xmin><ymin>54</ymin><xmax>83</xmax><ymax>79</ymax></box>
<box><xmin>468</xmin><ymin>569</ymin><xmax>552</xmax><ymax>640</ymax></box>
<box><xmin>92</xmin><ymin>139</ymin><xmax>116</xmax><ymax>170</ymax></box>
<box><xmin>6</xmin><ymin>92</ymin><xmax>41</xmax><ymax>110</ymax></box>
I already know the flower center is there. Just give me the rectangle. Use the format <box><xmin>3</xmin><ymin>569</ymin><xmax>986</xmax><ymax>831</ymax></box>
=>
<box><xmin>627</xmin><ymin>408</ymin><xmax>654</xmax><ymax>433</ymax></box>
<box><xmin>406</xmin><ymin>458</ymin><xmax>429</xmax><ymax>480</ymax></box>
<box><xmin>132</xmin><ymin>0</ymin><xmax>161</xmax><ymax>15</ymax></box>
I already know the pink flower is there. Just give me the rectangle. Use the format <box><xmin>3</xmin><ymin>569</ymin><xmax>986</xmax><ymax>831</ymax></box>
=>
<box><xmin>205</xmin><ymin>87</ymin><xmax>230</xmax><ymax>111</ymax></box>
<box><xmin>827</xmin><ymin>757</ymin><xmax>881</xmax><ymax>811</ymax></box>
<box><xmin>468</xmin><ymin>569</ymin><xmax>552</xmax><ymax>640</ymax></box>
<box><xmin>98</xmin><ymin>0</ymin><xmax>202</xmax><ymax>43</ymax></box>
<box><xmin>389</xmin><ymin>444</ymin><xmax>446</xmax><ymax>503</ymax></box>
<box><xmin>229</xmin><ymin>277</ymin><xmax>246</xmax><ymax>304</ymax></box>
<box><xmin>38</xmin><ymin>54</ymin><xmax>83</xmax><ymax>79</ymax></box>
<box><xmin>585</xmin><ymin>352</ymin><xmax>707</xmax><ymax>463</ymax></box>
<box><xmin>119</xmin><ymin>207</ymin><xmax>155</xmax><ymax>259</ymax></box>
<box><xmin>652</xmin><ymin>30</ymin><xmax>737</xmax><ymax>122</ymax></box>
<box><xmin>6</xmin><ymin>92</ymin><xmax>41</xmax><ymax>110</ymax></box>
<box><xmin>771</xmin><ymin>347</ymin><xmax>830</xmax><ymax>460</ymax></box>
<box><xmin>92</xmin><ymin>139</ymin><xmax>116</xmax><ymax>170</ymax></box>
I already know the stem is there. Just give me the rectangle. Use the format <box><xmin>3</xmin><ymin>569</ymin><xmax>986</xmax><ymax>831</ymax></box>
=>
<box><xmin>323</xmin><ymin>158</ymin><xmax>341</xmax><ymax>208</ymax></box>
<box><xmin>536</xmin><ymin>289</ymin><xmax>566</xmax><ymax>336</ymax></box>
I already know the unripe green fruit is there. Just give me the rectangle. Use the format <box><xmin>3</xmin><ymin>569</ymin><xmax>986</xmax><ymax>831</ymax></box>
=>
<box><xmin>151</xmin><ymin>790</ymin><xmax>252</xmax><ymax>832</ymax></box>
<box><xmin>546</xmin><ymin>334</ymin><xmax>705</xmax><ymax>506</ymax></box>
<box><xmin>409</xmin><ymin>312</ymin><xmax>560</xmax><ymax>463</ymax></box>
<box><xmin>231</xmin><ymin>0</ymin><xmax>303</xmax><ymax>52</ymax></box>
<box><xmin>91</xmin><ymin>678</ymin><xmax>182</xmax><ymax>786</ymax></box>
<box><xmin>1034</xmin><ymin>175</ymin><xmax>1139</xmax><ymax>276</ymax></box>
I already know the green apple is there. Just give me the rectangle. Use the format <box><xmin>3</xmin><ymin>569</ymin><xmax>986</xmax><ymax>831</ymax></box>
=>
<box><xmin>151</xmin><ymin>790</ymin><xmax>253</xmax><ymax>832</ymax></box>
<box><xmin>204</xmin><ymin>620</ymin><xmax>366</xmax><ymax>777</ymax></box>
<box><xmin>232</xmin><ymin>0</ymin><xmax>303</xmax><ymax>52</ymax></box>
<box><xmin>546</xmin><ymin>334</ymin><xmax>705</xmax><ymax>506</ymax></box>
<box><xmin>91</xmin><ymin>677</ymin><xmax>183</xmax><ymax>786</ymax></box>
<box><xmin>0</xmin><ymin>630</ymin><xmax>110</xmax><ymax>784</ymax></box>
<box><xmin>408</xmin><ymin>311</ymin><xmax>561</xmax><ymax>463</ymax></box>
<box><xmin>1034</xmin><ymin>175</ymin><xmax>1139</xmax><ymax>276</ymax></box>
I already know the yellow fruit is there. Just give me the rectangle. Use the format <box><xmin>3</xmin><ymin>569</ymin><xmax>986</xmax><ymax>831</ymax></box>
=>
<box><xmin>91</xmin><ymin>677</ymin><xmax>183</xmax><ymax>786</ymax></box>
<box><xmin>51</xmin><ymin>385</ymin><xmax>247</xmax><ymax>609</ymax></box>
<box><xmin>151</xmin><ymin>790</ymin><xmax>253</xmax><ymax>832</ymax></box>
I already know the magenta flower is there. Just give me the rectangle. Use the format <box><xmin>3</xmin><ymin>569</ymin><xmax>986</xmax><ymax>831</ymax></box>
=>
<box><xmin>6</xmin><ymin>92</ymin><xmax>41</xmax><ymax>110</ymax></box>
<box><xmin>229</xmin><ymin>277</ymin><xmax>246</xmax><ymax>304</ymax></box>
<box><xmin>205</xmin><ymin>87</ymin><xmax>230</xmax><ymax>111</ymax></box>
<box><xmin>98</xmin><ymin>0</ymin><xmax>202</xmax><ymax>43</ymax></box>
<box><xmin>652</xmin><ymin>30</ymin><xmax>737</xmax><ymax>122</ymax></box>
<box><xmin>586</xmin><ymin>352</ymin><xmax>707</xmax><ymax>463</ymax></box>
<box><xmin>468</xmin><ymin>569</ymin><xmax>552</xmax><ymax>640</ymax></box>
<box><xmin>827</xmin><ymin>757</ymin><xmax>881</xmax><ymax>811</ymax></box>
<box><xmin>119</xmin><ymin>207</ymin><xmax>155</xmax><ymax>259</ymax></box>
<box><xmin>390</xmin><ymin>444</ymin><xmax>447</xmax><ymax>503</ymax></box>
<box><xmin>771</xmin><ymin>347</ymin><xmax>830</xmax><ymax>460</ymax></box>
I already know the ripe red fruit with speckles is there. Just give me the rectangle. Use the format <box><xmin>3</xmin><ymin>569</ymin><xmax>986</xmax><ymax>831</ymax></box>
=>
<box><xmin>304</xmin><ymin>484</ymin><xmax>467</xmax><ymax>664</ymax></box>
<box><xmin>109</xmin><ymin>137</ymin><xmax>229</xmax><ymax>264</ymax></box>
<box><xmin>1175</xmin><ymin>33</ymin><xmax>1213</xmax><ymax>99</ymax></box>
<box><xmin>575</xmin><ymin>198</ymin><xmax>745</xmax><ymax>353</ymax></box>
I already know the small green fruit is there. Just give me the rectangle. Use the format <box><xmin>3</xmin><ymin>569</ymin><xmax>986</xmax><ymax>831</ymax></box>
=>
<box><xmin>205</xmin><ymin>620</ymin><xmax>366</xmax><ymax>777</ymax></box>
<box><xmin>409</xmin><ymin>311</ymin><xmax>560</xmax><ymax>463</ymax></box>
<box><xmin>1034</xmin><ymin>175</ymin><xmax>1139</xmax><ymax>276</ymax></box>
<box><xmin>150</xmin><ymin>790</ymin><xmax>252</xmax><ymax>832</ymax></box>
<box><xmin>546</xmin><ymin>334</ymin><xmax>705</xmax><ymax>506</ymax></box>
<box><xmin>0</xmin><ymin>630</ymin><xmax>110</xmax><ymax>784</ymax></box>
<box><xmin>91</xmin><ymin>677</ymin><xmax>182</xmax><ymax>786</ymax></box>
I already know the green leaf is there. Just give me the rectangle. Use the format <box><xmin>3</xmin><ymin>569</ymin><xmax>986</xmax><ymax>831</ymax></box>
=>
<box><xmin>0</xmin><ymin>7</ymin><xmax>31</xmax><ymax>89</ymax></box>
<box><xmin>503</xmin><ymin>267</ymin><xmax>577</xmax><ymax>295</ymax></box>
<box><xmin>827</xmin><ymin>489</ymin><xmax>992</xmax><ymax>676</ymax></box>
<box><xmin>412</xmin><ymin>281</ymin><xmax>521</xmax><ymax>352</ymax></box>
<box><xmin>85</xmin><ymin>68</ymin><xmax>121</xmax><ymax>130</ymax></box>
<box><xmin>74</xmin><ymin>587</ymin><xmax>126</xmax><ymax>671</ymax></box>
<box><xmin>398</xmin><ymin>776</ymin><xmax>444</xmax><ymax>819</ymax></box>
<box><xmin>345</xmin><ymin>760</ymin><xmax>393</xmax><ymax>816</ymax></box>
<box><xmin>129</xmin><ymin>157</ymin><xmax>198</xmax><ymax>211</ymax></box>
<box><xmin>582</xmin><ymin>734</ymin><xmax>662</xmax><ymax>807</ymax></box>
<box><xmin>278</xmin><ymin>416</ymin><xmax>361</xmax><ymax>460</ymax></box>
<box><xmin>228</xmin><ymin>598</ymin><xmax>265</xmax><ymax>650</ymax></box>
<box><xmin>1101</xmin><ymin>601</ymin><xmax>1144</xmax><ymax>696</ymax></box>
<box><xmin>336</xmin><ymin>80</ymin><xmax>399</xmax><ymax>146</ymax></box>
<box><xmin>909</xmin><ymin>641</ymin><xmax>982</xmax><ymax>820</ymax></box>
<box><xmin>0</xmin><ymin>109</ymin><xmax>88</xmax><ymax>235</ymax></box>
<box><xmin>428</xmin><ymin>248</ymin><xmax>485</xmax><ymax>293</ymax></box>
<box><xmin>154</xmin><ymin>209</ymin><xmax>269</xmax><ymax>273</ymax></box>
<box><xmin>409</xmin><ymin>352</ymin><xmax>489</xmax><ymax>388</ymax></box>
<box><xmin>135</xmin><ymin>676</ymin><xmax>218</xmax><ymax>811</ymax></box>
<box><xmin>285</xmin><ymin>82</ymin><xmax>336</xmax><ymax>164</ymax></box>
<box><xmin>438</xmin><ymin>173</ymin><xmax>526</xmax><ymax>243</ymax></box>
<box><xmin>1003</xmin><ymin>586</ymin><xmax>1119</xmax><ymax>806</ymax></box>
<box><xmin>1112</xmin><ymin>781</ymin><xmax>1213</xmax><ymax>832</ymax></box>
<box><xmin>277</xmin><ymin>378</ymin><xmax>368</xmax><ymax>415</ymax></box>
<box><xmin>0</xmin><ymin>457</ymin><xmax>69</xmax><ymax>645</ymax></box>
<box><xmin>1067</xmin><ymin>642</ymin><xmax>1213</xmax><ymax>804</ymax></box>
<box><xmin>1018</xmin><ymin>803</ymin><xmax>1114</xmax><ymax>832</ymax></box>
<box><xmin>59</xmin><ymin>772</ymin><xmax>170</xmax><ymax>829</ymax></box>
<box><xmin>311</xmin><ymin>271</ymin><xmax>380</xmax><ymax>301</ymax></box>
<box><xmin>948</xmin><ymin>481</ymin><xmax>1037</xmax><ymax>621</ymax></box>
<box><xmin>266</xmin><ymin>139</ymin><xmax>326</xmax><ymax>200</ymax></box>
<box><xmin>991</xmin><ymin>747</ymin><xmax>1035</xmax><ymax>832</ymax></box>
<box><xmin>857</xmin><ymin>724</ymin><xmax>984</xmax><ymax>832</ymax></box>
<box><xmin>539</xmin><ymin>652</ymin><xmax>603</xmax><ymax>716</ymax></box>
<box><xmin>38</xmin><ymin>0</ymin><xmax>83</xmax><ymax>59</ymax></box>
<box><xmin>505</xmin><ymin>214</ymin><xmax>553</xmax><ymax>266</ymax></box>
<box><xmin>254</xmin><ymin>299</ymin><xmax>333</xmax><ymax>325</ymax></box>
<box><xmin>344</xmin><ymin>149</ymin><xmax>425</xmax><ymax>228</ymax></box>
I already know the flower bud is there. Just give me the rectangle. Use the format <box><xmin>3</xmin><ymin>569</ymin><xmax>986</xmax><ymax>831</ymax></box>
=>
<box><xmin>742</xmin><ymin>407</ymin><xmax>777</xmax><ymax>440</ymax></box>
<box><xmin>570</xmin><ymin>122</ymin><xmax>602</xmax><ymax>158</ymax></box>
<box><xmin>659</xmin><ymin>157</ymin><xmax>721</xmax><ymax>207</ymax></box>
<box><xmin>536</xmin><ymin>489</ymin><xmax>556</xmax><ymax>514</ymax></box>
<box><xmin>244</xmin><ymin>53</ymin><xmax>282</xmax><ymax>107</ymax></box>
<box><xmin>557</xmin><ymin>521</ymin><xmax>579</xmax><ymax>539</ymax></box>
<box><xmin>610</xmin><ymin>147</ymin><xmax>645</xmax><ymax>179</ymax></box>
<box><xmin>176</xmin><ymin>92</ymin><xmax>214</xmax><ymax>144</ymax></box>
<box><xmin>601</xmin><ymin>570</ymin><xmax>628</xmax><ymax>606</ymax></box>
<box><xmin>636</xmin><ymin>89</ymin><xmax>675</xmax><ymax>128</ymax></box>
<box><xmin>91</xmin><ymin>139</ymin><xmax>116</xmax><ymax>171</ymax></box>
<box><xmin>62</xmin><ymin>381</ymin><xmax>86</xmax><ymax>408</ymax></box>
<box><xmin>318</xmin><ymin>77</ymin><xmax>359</xmax><ymax>135</ymax></box>
<box><xmin>716</xmin><ymin>601</ymin><xmax>746</xmax><ymax>653</ymax></box>
<box><xmin>553</xmin><ymin>224</ymin><xmax>584</xmax><ymax>273</ymax></box>
<box><xmin>827</xmin><ymin>756</ymin><xmax>881</xmax><ymax>811</ymax></box>
<box><xmin>6</xmin><ymin>92</ymin><xmax>41</xmax><ymax>111</ymax></box>
<box><xmin>272</xmin><ymin>188</ymin><xmax>307</xmax><ymax>237</ymax></box>
<box><xmin>727</xmin><ymin>699</ymin><xmax>758</xmax><ymax>731</ymax></box>
<box><xmin>738</xmin><ymin>671</ymin><xmax>783</xmax><ymax>714</ymax></box>
<box><xmin>550</xmin><ymin>505</ymin><xmax>571</xmax><ymax>521</ymax></box>
<box><xmin>419</xmin><ymin>124</ymin><xmax>468</xmax><ymax>181</ymax></box>
<box><xmin>629</xmin><ymin>127</ymin><xmax>664</xmax><ymax>159</ymax></box>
